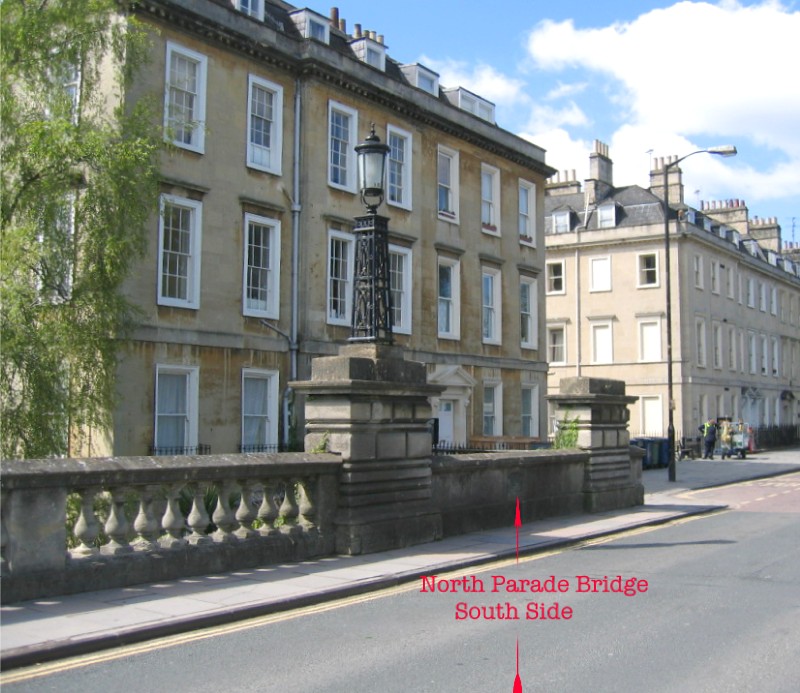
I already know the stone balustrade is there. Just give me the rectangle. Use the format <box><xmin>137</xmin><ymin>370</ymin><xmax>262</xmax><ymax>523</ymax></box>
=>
<box><xmin>0</xmin><ymin>453</ymin><xmax>341</xmax><ymax>603</ymax></box>
<box><xmin>1</xmin><ymin>376</ymin><xmax>645</xmax><ymax>604</ymax></box>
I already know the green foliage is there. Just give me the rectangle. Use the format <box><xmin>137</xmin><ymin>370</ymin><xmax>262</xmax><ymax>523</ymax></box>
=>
<box><xmin>1</xmin><ymin>1</ymin><xmax>161</xmax><ymax>458</ymax></box>
<box><xmin>553</xmin><ymin>414</ymin><xmax>580</xmax><ymax>449</ymax></box>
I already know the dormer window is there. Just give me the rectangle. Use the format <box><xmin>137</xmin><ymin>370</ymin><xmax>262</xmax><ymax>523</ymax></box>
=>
<box><xmin>351</xmin><ymin>37</ymin><xmax>386</xmax><ymax>71</ymax></box>
<box><xmin>443</xmin><ymin>87</ymin><xmax>495</xmax><ymax>123</ymax></box>
<box><xmin>553</xmin><ymin>211</ymin><xmax>571</xmax><ymax>234</ymax></box>
<box><xmin>290</xmin><ymin>9</ymin><xmax>330</xmax><ymax>44</ymax></box>
<box><xmin>597</xmin><ymin>203</ymin><xmax>616</xmax><ymax>228</ymax></box>
<box><xmin>233</xmin><ymin>0</ymin><xmax>264</xmax><ymax>21</ymax></box>
<box><xmin>401</xmin><ymin>64</ymin><xmax>439</xmax><ymax>95</ymax></box>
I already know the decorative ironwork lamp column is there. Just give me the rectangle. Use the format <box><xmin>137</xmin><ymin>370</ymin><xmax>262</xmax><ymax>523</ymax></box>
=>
<box><xmin>662</xmin><ymin>144</ymin><xmax>737</xmax><ymax>482</ymax></box>
<box><xmin>351</xmin><ymin>124</ymin><xmax>393</xmax><ymax>344</ymax></box>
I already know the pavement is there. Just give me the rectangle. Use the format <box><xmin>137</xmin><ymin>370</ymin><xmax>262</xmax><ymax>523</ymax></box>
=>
<box><xmin>2</xmin><ymin>447</ymin><xmax>798</xmax><ymax>671</ymax></box>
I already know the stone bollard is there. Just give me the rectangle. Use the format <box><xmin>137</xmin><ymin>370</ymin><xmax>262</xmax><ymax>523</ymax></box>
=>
<box><xmin>547</xmin><ymin>377</ymin><xmax>644</xmax><ymax>512</ymax></box>
<box><xmin>292</xmin><ymin>344</ymin><xmax>444</xmax><ymax>554</ymax></box>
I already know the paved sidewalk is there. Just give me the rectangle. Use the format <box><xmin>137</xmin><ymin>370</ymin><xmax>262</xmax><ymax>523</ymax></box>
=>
<box><xmin>2</xmin><ymin>448</ymin><xmax>798</xmax><ymax>670</ymax></box>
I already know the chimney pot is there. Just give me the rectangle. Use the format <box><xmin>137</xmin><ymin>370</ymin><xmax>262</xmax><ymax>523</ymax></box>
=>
<box><xmin>330</xmin><ymin>7</ymin><xmax>339</xmax><ymax>24</ymax></box>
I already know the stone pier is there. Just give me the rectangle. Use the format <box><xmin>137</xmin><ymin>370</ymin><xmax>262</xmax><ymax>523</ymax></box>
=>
<box><xmin>292</xmin><ymin>344</ymin><xmax>444</xmax><ymax>555</ymax></box>
<box><xmin>548</xmin><ymin>377</ymin><xmax>644</xmax><ymax>512</ymax></box>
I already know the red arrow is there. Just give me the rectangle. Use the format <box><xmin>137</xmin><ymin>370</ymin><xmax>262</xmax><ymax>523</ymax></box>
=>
<box><xmin>514</xmin><ymin>497</ymin><xmax>522</xmax><ymax>563</ymax></box>
<box><xmin>513</xmin><ymin>638</ymin><xmax>523</xmax><ymax>692</ymax></box>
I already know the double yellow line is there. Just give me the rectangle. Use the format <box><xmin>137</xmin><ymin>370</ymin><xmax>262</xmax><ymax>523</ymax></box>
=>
<box><xmin>2</xmin><ymin>514</ymin><xmax>703</xmax><ymax>684</ymax></box>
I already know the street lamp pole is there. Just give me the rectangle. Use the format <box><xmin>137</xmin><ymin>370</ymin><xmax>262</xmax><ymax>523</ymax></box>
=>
<box><xmin>351</xmin><ymin>124</ymin><xmax>393</xmax><ymax>345</ymax></box>
<box><xmin>663</xmin><ymin>145</ymin><xmax>737</xmax><ymax>482</ymax></box>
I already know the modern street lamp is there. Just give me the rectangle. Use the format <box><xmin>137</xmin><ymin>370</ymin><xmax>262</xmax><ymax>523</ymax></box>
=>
<box><xmin>351</xmin><ymin>124</ymin><xmax>393</xmax><ymax>344</ymax></box>
<box><xmin>663</xmin><ymin>145</ymin><xmax>737</xmax><ymax>482</ymax></box>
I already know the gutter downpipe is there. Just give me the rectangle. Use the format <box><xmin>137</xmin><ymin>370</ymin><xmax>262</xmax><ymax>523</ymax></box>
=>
<box><xmin>286</xmin><ymin>79</ymin><xmax>302</xmax><ymax>449</ymax></box>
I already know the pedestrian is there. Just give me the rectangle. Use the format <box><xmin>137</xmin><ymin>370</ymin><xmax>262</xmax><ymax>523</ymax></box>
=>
<box><xmin>698</xmin><ymin>418</ymin><xmax>718</xmax><ymax>459</ymax></box>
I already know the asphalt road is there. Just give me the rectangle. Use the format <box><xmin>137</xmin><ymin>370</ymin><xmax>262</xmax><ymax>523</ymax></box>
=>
<box><xmin>5</xmin><ymin>473</ymin><xmax>800</xmax><ymax>693</ymax></box>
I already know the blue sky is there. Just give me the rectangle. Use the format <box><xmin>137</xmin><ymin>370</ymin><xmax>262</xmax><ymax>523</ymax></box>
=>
<box><xmin>333</xmin><ymin>0</ymin><xmax>800</xmax><ymax>244</ymax></box>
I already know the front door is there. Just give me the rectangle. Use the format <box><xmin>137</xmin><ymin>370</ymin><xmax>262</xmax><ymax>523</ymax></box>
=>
<box><xmin>437</xmin><ymin>400</ymin><xmax>455</xmax><ymax>445</ymax></box>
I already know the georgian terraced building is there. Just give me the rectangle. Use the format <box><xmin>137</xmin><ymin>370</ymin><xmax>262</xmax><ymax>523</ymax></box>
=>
<box><xmin>544</xmin><ymin>141</ymin><xmax>800</xmax><ymax>438</ymax></box>
<box><xmin>90</xmin><ymin>0</ymin><xmax>556</xmax><ymax>456</ymax></box>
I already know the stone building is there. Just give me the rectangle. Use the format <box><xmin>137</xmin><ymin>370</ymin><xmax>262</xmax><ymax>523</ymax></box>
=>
<box><xmin>90</xmin><ymin>0</ymin><xmax>555</xmax><ymax>455</ymax></box>
<box><xmin>544</xmin><ymin>141</ymin><xmax>800</xmax><ymax>438</ymax></box>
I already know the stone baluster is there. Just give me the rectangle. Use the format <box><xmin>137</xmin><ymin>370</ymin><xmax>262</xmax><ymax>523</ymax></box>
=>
<box><xmin>160</xmin><ymin>483</ymin><xmax>187</xmax><ymax>549</ymax></box>
<box><xmin>296</xmin><ymin>478</ymin><xmax>317</xmax><ymax>532</ymax></box>
<box><xmin>212</xmin><ymin>481</ymin><xmax>238</xmax><ymax>543</ymax></box>
<box><xmin>186</xmin><ymin>484</ymin><xmax>212</xmax><ymax>545</ymax></box>
<box><xmin>101</xmin><ymin>488</ymin><xmax>133</xmax><ymax>555</ymax></box>
<box><xmin>71</xmin><ymin>488</ymin><xmax>101</xmax><ymax>557</ymax></box>
<box><xmin>257</xmin><ymin>480</ymin><xmax>280</xmax><ymax>536</ymax></box>
<box><xmin>132</xmin><ymin>485</ymin><xmax>161</xmax><ymax>551</ymax></box>
<box><xmin>278</xmin><ymin>479</ymin><xmax>300</xmax><ymax>535</ymax></box>
<box><xmin>234</xmin><ymin>480</ymin><xmax>257</xmax><ymax>540</ymax></box>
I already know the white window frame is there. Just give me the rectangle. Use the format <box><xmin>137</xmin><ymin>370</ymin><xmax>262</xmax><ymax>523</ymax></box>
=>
<box><xmin>242</xmin><ymin>213</ymin><xmax>281</xmax><ymax>319</ymax></box>
<box><xmin>437</xmin><ymin>145</ymin><xmax>459</xmax><ymax>223</ymax></box>
<box><xmin>553</xmin><ymin>211</ymin><xmax>571</xmax><ymax>234</ymax></box>
<box><xmin>638</xmin><ymin>318</ymin><xmax>662</xmax><ymax>362</ymax></box>
<box><xmin>728</xmin><ymin>325</ymin><xmax>737</xmax><ymax>371</ymax></box>
<box><xmin>164</xmin><ymin>42</ymin><xmax>207</xmax><ymax>153</ymax></box>
<box><xmin>547</xmin><ymin>324</ymin><xmax>567</xmax><ymax>365</ymax></box>
<box><xmin>234</xmin><ymin>0</ymin><xmax>264</xmax><ymax>20</ymax></box>
<box><xmin>598</xmin><ymin>203</ymin><xmax>616</xmax><ymax>228</ymax></box>
<box><xmin>518</xmin><ymin>179</ymin><xmax>536</xmax><ymax>245</ymax></box>
<box><xmin>326</xmin><ymin>229</ymin><xmax>354</xmax><ymax>325</ymax></box>
<box><xmin>389</xmin><ymin>244</ymin><xmax>412</xmax><ymax>335</ymax></box>
<box><xmin>710</xmin><ymin>260</ymin><xmax>720</xmax><ymax>294</ymax></box>
<box><xmin>546</xmin><ymin>260</ymin><xmax>565</xmax><ymax>295</ymax></box>
<box><xmin>759</xmin><ymin>281</ymin><xmax>767</xmax><ymax>312</ymax></box>
<box><xmin>521</xmin><ymin>384</ymin><xmax>540</xmax><ymax>438</ymax></box>
<box><xmin>327</xmin><ymin>101</ymin><xmax>358</xmax><ymax>192</ymax></box>
<box><xmin>437</xmin><ymin>256</ymin><xmax>461</xmax><ymax>340</ymax></box>
<box><xmin>748</xmin><ymin>331</ymin><xmax>757</xmax><ymax>374</ymax></box>
<box><xmin>637</xmin><ymin>252</ymin><xmax>659</xmax><ymax>288</ymax></box>
<box><xmin>480</xmin><ymin>163</ymin><xmax>500</xmax><ymax>234</ymax></box>
<box><xmin>481</xmin><ymin>267</ymin><xmax>502</xmax><ymax>345</ymax></box>
<box><xmin>291</xmin><ymin>9</ymin><xmax>330</xmax><ymax>43</ymax></box>
<box><xmin>712</xmin><ymin>321</ymin><xmax>723</xmax><ymax>369</ymax></box>
<box><xmin>771</xmin><ymin>286</ymin><xmax>778</xmax><ymax>316</ymax></box>
<box><xmin>761</xmin><ymin>334</ymin><xmax>769</xmax><ymax>375</ymax></box>
<box><xmin>771</xmin><ymin>337</ymin><xmax>780</xmax><ymax>377</ymax></box>
<box><xmin>482</xmin><ymin>381</ymin><xmax>503</xmax><ymax>436</ymax></box>
<box><xmin>154</xmin><ymin>365</ymin><xmax>199</xmax><ymax>453</ymax></box>
<box><xmin>351</xmin><ymin>38</ymin><xmax>386</xmax><ymax>71</ymax></box>
<box><xmin>158</xmin><ymin>194</ymin><xmax>202</xmax><ymax>309</ymax></box>
<box><xmin>747</xmin><ymin>277</ymin><xmax>755</xmax><ymax>308</ymax></box>
<box><xmin>590</xmin><ymin>320</ymin><xmax>613</xmax><ymax>364</ymax></box>
<box><xmin>241</xmin><ymin>368</ymin><xmax>279</xmax><ymax>452</ymax></box>
<box><xmin>246</xmin><ymin>74</ymin><xmax>283</xmax><ymax>174</ymax></box>
<box><xmin>519</xmin><ymin>276</ymin><xmax>538</xmax><ymax>350</ymax></box>
<box><xmin>589</xmin><ymin>256</ymin><xmax>611</xmax><ymax>293</ymax></box>
<box><xmin>727</xmin><ymin>265</ymin><xmax>736</xmax><ymax>299</ymax></box>
<box><xmin>696</xmin><ymin>317</ymin><xmax>707</xmax><ymax>367</ymax></box>
<box><xmin>693</xmin><ymin>255</ymin><xmax>704</xmax><ymax>289</ymax></box>
<box><xmin>386</xmin><ymin>125</ymin><xmax>412</xmax><ymax>210</ymax></box>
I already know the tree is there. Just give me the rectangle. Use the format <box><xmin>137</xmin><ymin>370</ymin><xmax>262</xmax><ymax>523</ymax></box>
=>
<box><xmin>1</xmin><ymin>0</ymin><xmax>161</xmax><ymax>458</ymax></box>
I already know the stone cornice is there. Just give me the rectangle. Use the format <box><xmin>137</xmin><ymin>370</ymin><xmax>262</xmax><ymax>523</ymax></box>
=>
<box><xmin>133</xmin><ymin>0</ymin><xmax>556</xmax><ymax>178</ymax></box>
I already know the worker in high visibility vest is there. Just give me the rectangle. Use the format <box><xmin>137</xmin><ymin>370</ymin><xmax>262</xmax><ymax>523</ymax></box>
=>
<box><xmin>698</xmin><ymin>418</ymin><xmax>718</xmax><ymax>459</ymax></box>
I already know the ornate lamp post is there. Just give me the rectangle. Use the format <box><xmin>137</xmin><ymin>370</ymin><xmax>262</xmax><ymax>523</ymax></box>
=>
<box><xmin>663</xmin><ymin>144</ymin><xmax>737</xmax><ymax>482</ymax></box>
<box><xmin>350</xmin><ymin>124</ymin><xmax>393</xmax><ymax>344</ymax></box>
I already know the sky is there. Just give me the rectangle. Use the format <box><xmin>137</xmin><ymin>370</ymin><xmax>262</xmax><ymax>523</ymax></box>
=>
<box><xmin>332</xmin><ymin>0</ymin><xmax>800</xmax><ymax>244</ymax></box>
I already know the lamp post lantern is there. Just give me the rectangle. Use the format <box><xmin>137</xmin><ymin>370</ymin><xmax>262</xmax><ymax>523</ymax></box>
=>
<box><xmin>663</xmin><ymin>145</ymin><xmax>737</xmax><ymax>482</ymax></box>
<box><xmin>351</xmin><ymin>124</ymin><xmax>393</xmax><ymax>344</ymax></box>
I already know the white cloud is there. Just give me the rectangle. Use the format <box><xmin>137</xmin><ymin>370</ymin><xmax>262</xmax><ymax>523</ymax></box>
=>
<box><xmin>524</xmin><ymin>1</ymin><xmax>800</xmax><ymax>213</ymax></box>
<box><xmin>545</xmin><ymin>82</ymin><xmax>589</xmax><ymax>101</ymax></box>
<box><xmin>526</xmin><ymin>102</ymin><xmax>590</xmax><ymax>132</ymax></box>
